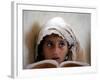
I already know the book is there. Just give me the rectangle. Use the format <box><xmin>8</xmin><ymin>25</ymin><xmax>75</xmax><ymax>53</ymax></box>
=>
<box><xmin>26</xmin><ymin>60</ymin><xmax>89</xmax><ymax>69</ymax></box>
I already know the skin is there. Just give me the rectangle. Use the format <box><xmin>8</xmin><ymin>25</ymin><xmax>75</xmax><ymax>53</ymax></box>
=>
<box><xmin>42</xmin><ymin>34</ymin><xmax>68</xmax><ymax>63</ymax></box>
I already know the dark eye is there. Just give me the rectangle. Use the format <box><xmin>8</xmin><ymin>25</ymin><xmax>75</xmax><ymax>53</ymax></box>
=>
<box><xmin>47</xmin><ymin>42</ymin><xmax>53</xmax><ymax>47</ymax></box>
<box><xmin>59</xmin><ymin>41</ymin><xmax>65</xmax><ymax>47</ymax></box>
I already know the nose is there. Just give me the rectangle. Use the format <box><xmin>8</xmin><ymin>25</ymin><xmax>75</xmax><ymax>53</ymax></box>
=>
<box><xmin>52</xmin><ymin>45</ymin><xmax>60</xmax><ymax>56</ymax></box>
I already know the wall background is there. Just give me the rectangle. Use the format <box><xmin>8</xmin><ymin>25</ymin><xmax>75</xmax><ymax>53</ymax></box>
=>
<box><xmin>0</xmin><ymin>0</ymin><xmax>100</xmax><ymax>80</ymax></box>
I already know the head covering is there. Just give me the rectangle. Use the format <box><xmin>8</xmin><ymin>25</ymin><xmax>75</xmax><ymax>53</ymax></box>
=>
<box><xmin>35</xmin><ymin>17</ymin><xmax>80</xmax><ymax>61</ymax></box>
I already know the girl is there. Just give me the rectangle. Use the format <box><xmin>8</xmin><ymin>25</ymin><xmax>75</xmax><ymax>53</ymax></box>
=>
<box><xmin>35</xmin><ymin>17</ymin><xmax>86</xmax><ymax>64</ymax></box>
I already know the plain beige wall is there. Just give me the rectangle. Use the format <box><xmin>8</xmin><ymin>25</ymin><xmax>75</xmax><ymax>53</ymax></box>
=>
<box><xmin>23</xmin><ymin>10</ymin><xmax>91</xmax><ymax>69</ymax></box>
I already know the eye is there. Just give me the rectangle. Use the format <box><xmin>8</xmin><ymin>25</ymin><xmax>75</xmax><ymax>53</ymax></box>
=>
<box><xmin>47</xmin><ymin>42</ymin><xmax>53</xmax><ymax>47</ymax></box>
<box><xmin>59</xmin><ymin>41</ymin><xmax>66</xmax><ymax>47</ymax></box>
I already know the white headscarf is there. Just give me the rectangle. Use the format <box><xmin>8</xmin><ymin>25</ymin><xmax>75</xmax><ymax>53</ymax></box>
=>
<box><xmin>35</xmin><ymin>17</ymin><xmax>80</xmax><ymax>61</ymax></box>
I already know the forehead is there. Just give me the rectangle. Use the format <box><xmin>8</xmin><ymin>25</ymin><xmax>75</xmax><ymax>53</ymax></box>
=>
<box><xmin>44</xmin><ymin>34</ymin><xmax>63</xmax><ymax>41</ymax></box>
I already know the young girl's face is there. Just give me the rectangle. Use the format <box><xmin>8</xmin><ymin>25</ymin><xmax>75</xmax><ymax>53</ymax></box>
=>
<box><xmin>42</xmin><ymin>34</ymin><xmax>68</xmax><ymax>63</ymax></box>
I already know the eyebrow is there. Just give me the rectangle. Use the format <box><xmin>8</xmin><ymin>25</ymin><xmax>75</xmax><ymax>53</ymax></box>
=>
<box><xmin>44</xmin><ymin>39</ymin><xmax>66</xmax><ymax>43</ymax></box>
<box><xmin>44</xmin><ymin>40</ymin><xmax>53</xmax><ymax>43</ymax></box>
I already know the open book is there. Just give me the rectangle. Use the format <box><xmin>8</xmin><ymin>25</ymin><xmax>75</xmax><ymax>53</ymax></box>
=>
<box><xmin>26</xmin><ymin>60</ymin><xmax>89</xmax><ymax>69</ymax></box>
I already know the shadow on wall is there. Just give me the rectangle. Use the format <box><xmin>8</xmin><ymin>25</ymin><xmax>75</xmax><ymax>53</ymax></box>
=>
<box><xmin>25</xmin><ymin>22</ymin><xmax>40</xmax><ymax>66</ymax></box>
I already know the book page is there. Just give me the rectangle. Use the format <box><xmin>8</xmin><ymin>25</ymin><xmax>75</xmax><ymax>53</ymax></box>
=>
<box><xmin>26</xmin><ymin>60</ymin><xmax>59</xmax><ymax>69</ymax></box>
<box><xmin>60</xmin><ymin>61</ymin><xmax>89</xmax><ymax>67</ymax></box>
